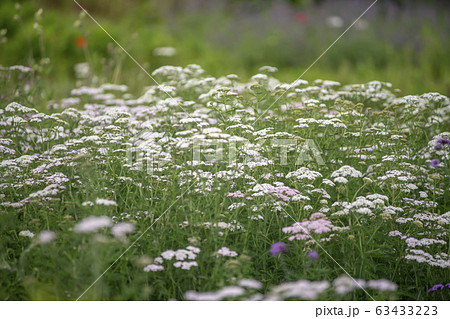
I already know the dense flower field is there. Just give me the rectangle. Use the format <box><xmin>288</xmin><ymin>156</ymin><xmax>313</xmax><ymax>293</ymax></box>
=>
<box><xmin>0</xmin><ymin>64</ymin><xmax>449</xmax><ymax>300</ymax></box>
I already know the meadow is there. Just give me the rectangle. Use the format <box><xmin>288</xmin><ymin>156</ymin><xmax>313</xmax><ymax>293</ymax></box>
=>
<box><xmin>0</xmin><ymin>63</ymin><xmax>449</xmax><ymax>300</ymax></box>
<box><xmin>0</xmin><ymin>0</ymin><xmax>450</xmax><ymax>301</ymax></box>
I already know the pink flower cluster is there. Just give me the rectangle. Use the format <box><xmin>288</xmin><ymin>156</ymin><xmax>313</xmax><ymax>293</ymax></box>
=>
<box><xmin>227</xmin><ymin>191</ymin><xmax>245</xmax><ymax>198</ymax></box>
<box><xmin>282</xmin><ymin>213</ymin><xmax>333</xmax><ymax>241</ymax></box>
<box><xmin>267</xmin><ymin>185</ymin><xmax>300</xmax><ymax>202</ymax></box>
<box><xmin>227</xmin><ymin>191</ymin><xmax>254</xmax><ymax>201</ymax></box>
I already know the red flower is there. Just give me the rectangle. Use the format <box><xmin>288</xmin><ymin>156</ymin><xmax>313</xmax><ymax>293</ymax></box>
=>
<box><xmin>75</xmin><ymin>36</ymin><xmax>86</xmax><ymax>49</ymax></box>
<box><xmin>295</xmin><ymin>12</ymin><xmax>308</xmax><ymax>24</ymax></box>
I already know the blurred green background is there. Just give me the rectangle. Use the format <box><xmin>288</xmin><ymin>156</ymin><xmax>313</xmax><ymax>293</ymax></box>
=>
<box><xmin>0</xmin><ymin>0</ymin><xmax>449</xmax><ymax>101</ymax></box>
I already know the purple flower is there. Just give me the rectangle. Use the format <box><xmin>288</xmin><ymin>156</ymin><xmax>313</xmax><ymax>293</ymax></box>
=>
<box><xmin>437</xmin><ymin>137</ymin><xmax>450</xmax><ymax>145</ymax></box>
<box><xmin>307</xmin><ymin>250</ymin><xmax>319</xmax><ymax>259</ymax></box>
<box><xmin>435</xmin><ymin>144</ymin><xmax>443</xmax><ymax>151</ymax></box>
<box><xmin>270</xmin><ymin>241</ymin><xmax>288</xmax><ymax>256</ymax></box>
<box><xmin>430</xmin><ymin>159</ymin><xmax>440</xmax><ymax>168</ymax></box>
<box><xmin>446</xmin><ymin>283</ymin><xmax>450</xmax><ymax>289</ymax></box>
<box><xmin>428</xmin><ymin>284</ymin><xmax>444</xmax><ymax>293</ymax></box>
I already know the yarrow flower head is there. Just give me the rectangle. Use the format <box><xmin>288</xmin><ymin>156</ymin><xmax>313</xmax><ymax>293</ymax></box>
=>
<box><xmin>227</xmin><ymin>191</ymin><xmax>245</xmax><ymax>198</ymax></box>
<box><xmin>74</xmin><ymin>215</ymin><xmax>112</xmax><ymax>233</ymax></box>
<box><xmin>111</xmin><ymin>222</ymin><xmax>135</xmax><ymax>238</ymax></box>
<box><xmin>217</xmin><ymin>246</ymin><xmax>238</xmax><ymax>257</ymax></box>
<box><xmin>143</xmin><ymin>264</ymin><xmax>164</xmax><ymax>272</ymax></box>
<box><xmin>282</xmin><ymin>213</ymin><xmax>334</xmax><ymax>241</ymax></box>
<box><xmin>38</xmin><ymin>230</ymin><xmax>56</xmax><ymax>244</ymax></box>
<box><xmin>19</xmin><ymin>230</ymin><xmax>35</xmax><ymax>238</ymax></box>
<box><xmin>270</xmin><ymin>241</ymin><xmax>288</xmax><ymax>256</ymax></box>
<box><xmin>95</xmin><ymin>198</ymin><xmax>117</xmax><ymax>206</ymax></box>
<box><xmin>238</xmin><ymin>278</ymin><xmax>263</xmax><ymax>290</ymax></box>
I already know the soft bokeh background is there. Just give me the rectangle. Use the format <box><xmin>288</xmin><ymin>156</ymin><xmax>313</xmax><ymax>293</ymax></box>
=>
<box><xmin>1</xmin><ymin>0</ymin><xmax>449</xmax><ymax>101</ymax></box>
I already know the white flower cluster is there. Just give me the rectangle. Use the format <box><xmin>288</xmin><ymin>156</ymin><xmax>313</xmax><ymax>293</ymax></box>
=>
<box><xmin>216</xmin><ymin>246</ymin><xmax>238</xmax><ymax>257</ymax></box>
<box><xmin>111</xmin><ymin>222</ymin><xmax>135</xmax><ymax>238</ymax></box>
<box><xmin>294</xmin><ymin>118</ymin><xmax>347</xmax><ymax>129</ymax></box>
<box><xmin>74</xmin><ymin>216</ymin><xmax>112</xmax><ymax>233</ymax></box>
<box><xmin>331</xmin><ymin>165</ymin><xmax>363</xmax><ymax>179</ymax></box>
<box><xmin>265</xmin><ymin>279</ymin><xmax>330</xmax><ymax>300</ymax></box>
<box><xmin>37</xmin><ymin>230</ymin><xmax>57</xmax><ymax>244</ymax></box>
<box><xmin>145</xmin><ymin>246</ymin><xmax>201</xmax><ymax>272</ymax></box>
<box><xmin>28</xmin><ymin>184</ymin><xmax>65</xmax><ymax>198</ymax></box>
<box><xmin>153</xmin><ymin>47</ymin><xmax>177</xmax><ymax>57</ymax></box>
<box><xmin>405</xmin><ymin>249</ymin><xmax>450</xmax><ymax>268</ymax></box>
<box><xmin>19</xmin><ymin>230</ymin><xmax>35</xmax><ymax>238</ymax></box>
<box><xmin>95</xmin><ymin>198</ymin><xmax>117</xmax><ymax>206</ymax></box>
<box><xmin>286</xmin><ymin>167</ymin><xmax>323</xmax><ymax>181</ymax></box>
<box><xmin>185</xmin><ymin>278</ymin><xmax>263</xmax><ymax>300</ymax></box>
<box><xmin>185</xmin><ymin>275</ymin><xmax>397</xmax><ymax>300</ymax></box>
<box><xmin>333</xmin><ymin>275</ymin><xmax>397</xmax><ymax>295</ymax></box>
<box><xmin>331</xmin><ymin>194</ymin><xmax>389</xmax><ymax>217</ymax></box>
<box><xmin>185</xmin><ymin>286</ymin><xmax>246</xmax><ymax>301</ymax></box>
<box><xmin>373</xmin><ymin>165</ymin><xmax>421</xmax><ymax>186</ymax></box>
